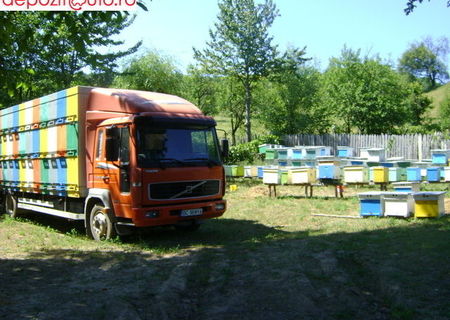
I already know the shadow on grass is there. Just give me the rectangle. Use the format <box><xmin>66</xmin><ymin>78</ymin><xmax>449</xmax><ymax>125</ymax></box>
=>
<box><xmin>1</xmin><ymin>218</ymin><xmax>449</xmax><ymax>320</ymax></box>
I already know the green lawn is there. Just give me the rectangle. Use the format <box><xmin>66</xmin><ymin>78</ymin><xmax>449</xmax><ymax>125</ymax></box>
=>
<box><xmin>1</xmin><ymin>181</ymin><xmax>449</xmax><ymax>319</ymax></box>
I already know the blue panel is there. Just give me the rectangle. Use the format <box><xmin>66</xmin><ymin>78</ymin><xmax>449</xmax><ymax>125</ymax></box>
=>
<box><xmin>337</xmin><ymin>150</ymin><xmax>347</xmax><ymax>157</ymax></box>
<box><xmin>380</xmin><ymin>162</ymin><xmax>394</xmax><ymax>168</ymax></box>
<box><xmin>292</xmin><ymin>150</ymin><xmax>302</xmax><ymax>160</ymax></box>
<box><xmin>394</xmin><ymin>187</ymin><xmax>412</xmax><ymax>192</ymax></box>
<box><xmin>57</xmin><ymin>90</ymin><xmax>67</xmax><ymax>119</ymax></box>
<box><xmin>257</xmin><ymin>167</ymin><xmax>264</xmax><ymax>178</ymax></box>
<box><xmin>426</xmin><ymin>168</ymin><xmax>440</xmax><ymax>182</ymax></box>
<box><xmin>432</xmin><ymin>154</ymin><xmax>447</xmax><ymax>165</ymax></box>
<box><xmin>319</xmin><ymin>165</ymin><xmax>336</xmax><ymax>179</ymax></box>
<box><xmin>278</xmin><ymin>161</ymin><xmax>288</xmax><ymax>166</ymax></box>
<box><xmin>360</xmin><ymin>199</ymin><xmax>382</xmax><ymax>216</ymax></box>
<box><xmin>351</xmin><ymin>160</ymin><xmax>364</xmax><ymax>165</ymax></box>
<box><xmin>12</xmin><ymin>105</ymin><xmax>19</xmax><ymax>128</ymax></box>
<box><xmin>407</xmin><ymin>168</ymin><xmax>421</xmax><ymax>181</ymax></box>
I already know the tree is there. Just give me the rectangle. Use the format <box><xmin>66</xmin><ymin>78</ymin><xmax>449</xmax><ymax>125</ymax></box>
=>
<box><xmin>0</xmin><ymin>12</ymin><xmax>140</xmax><ymax>108</ymax></box>
<box><xmin>215</xmin><ymin>77</ymin><xmax>246</xmax><ymax>145</ymax></box>
<box><xmin>399</xmin><ymin>39</ymin><xmax>449</xmax><ymax>91</ymax></box>
<box><xmin>113</xmin><ymin>50</ymin><xmax>183</xmax><ymax>95</ymax></box>
<box><xmin>194</xmin><ymin>0</ymin><xmax>279</xmax><ymax>142</ymax></box>
<box><xmin>182</xmin><ymin>65</ymin><xmax>219</xmax><ymax>115</ymax></box>
<box><xmin>255</xmin><ymin>60</ymin><xmax>329</xmax><ymax>135</ymax></box>
<box><xmin>405</xmin><ymin>0</ymin><xmax>450</xmax><ymax>14</ymax></box>
<box><xmin>323</xmin><ymin>48</ymin><xmax>414</xmax><ymax>134</ymax></box>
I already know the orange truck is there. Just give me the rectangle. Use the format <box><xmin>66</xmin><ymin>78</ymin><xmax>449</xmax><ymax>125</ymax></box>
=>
<box><xmin>0</xmin><ymin>86</ymin><xmax>228</xmax><ymax>240</ymax></box>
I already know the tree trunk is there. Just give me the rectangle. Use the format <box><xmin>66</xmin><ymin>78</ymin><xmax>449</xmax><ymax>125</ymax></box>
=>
<box><xmin>245</xmin><ymin>82</ymin><xmax>252</xmax><ymax>142</ymax></box>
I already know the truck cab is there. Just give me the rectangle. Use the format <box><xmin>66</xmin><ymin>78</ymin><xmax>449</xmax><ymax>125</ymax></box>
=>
<box><xmin>89</xmin><ymin>115</ymin><xmax>227</xmax><ymax>239</ymax></box>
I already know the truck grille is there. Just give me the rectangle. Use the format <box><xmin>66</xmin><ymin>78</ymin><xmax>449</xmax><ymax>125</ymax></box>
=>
<box><xmin>149</xmin><ymin>180</ymin><xmax>220</xmax><ymax>200</ymax></box>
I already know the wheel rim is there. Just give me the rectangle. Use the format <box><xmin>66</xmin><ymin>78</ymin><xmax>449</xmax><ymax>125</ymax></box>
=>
<box><xmin>92</xmin><ymin>211</ymin><xmax>108</xmax><ymax>239</ymax></box>
<box><xmin>6</xmin><ymin>195</ymin><xmax>15</xmax><ymax>216</ymax></box>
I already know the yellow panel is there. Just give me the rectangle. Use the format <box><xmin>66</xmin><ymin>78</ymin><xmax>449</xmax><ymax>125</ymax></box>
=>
<box><xmin>415</xmin><ymin>201</ymin><xmax>439</xmax><ymax>218</ymax></box>
<box><xmin>373</xmin><ymin>167</ymin><xmax>388</xmax><ymax>183</ymax></box>
<box><xmin>67</xmin><ymin>87</ymin><xmax>79</xmax><ymax>117</ymax></box>
<box><xmin>19</xmin><ymin>103</ymin><xmax>26</xmax><ymax>126</ymax></box>
<box><xmin>40</xmin><ymin>127</ymin><xmax>48</xmax><ymax>154</ymax></box>
<box><xmin>66</xmin><ymin>157</ymin><xmax>79</xmax><ymax>185</ymax></box>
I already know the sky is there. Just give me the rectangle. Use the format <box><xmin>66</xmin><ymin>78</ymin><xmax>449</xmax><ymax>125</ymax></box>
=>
<box><xmin>118</xmin><ymin>0</ymin><xmax>450</xmax><ymax>72</ymax></box>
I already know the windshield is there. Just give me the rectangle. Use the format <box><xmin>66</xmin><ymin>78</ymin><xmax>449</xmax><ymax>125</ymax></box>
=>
<box><xmin>136</xmin><ymin>124</ymin><xmax>221</xmax><ymax>168</ymax></box>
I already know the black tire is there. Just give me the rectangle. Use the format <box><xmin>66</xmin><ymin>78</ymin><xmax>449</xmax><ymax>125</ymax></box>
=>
<box><xmin>88</xmin><ymin>204</ymin><xmax>117</xmax><ymax>241</ymax></box>
<box><xmin>5</xmin><ymin>194</ymin><xmax>21</xmax><ymax>218</ymax></box>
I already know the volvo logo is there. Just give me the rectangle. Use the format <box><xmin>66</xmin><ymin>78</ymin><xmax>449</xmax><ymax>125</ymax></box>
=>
<box><xmin>185</xmin><ymin>185</ymin><xmax>195</xmax><ymax>194</ymax></box>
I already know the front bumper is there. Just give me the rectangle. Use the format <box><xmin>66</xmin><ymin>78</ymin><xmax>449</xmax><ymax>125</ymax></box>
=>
<box><xmin>131</xmin><ymin>199</ymin><xmax>226</xmax><ymax>227</ymax></box>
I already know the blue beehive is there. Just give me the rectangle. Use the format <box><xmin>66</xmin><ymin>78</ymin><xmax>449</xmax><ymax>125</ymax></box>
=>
<box><xmin>392</xmin><ymin>182</ymin><xmax>420</xmax><ymax>193</ymax></box>
<box><xmin>431</xmin><ymin>149</ymin><xmax>450</xmax><ymax>165</ymax></box>
<box><xmin>407</xmin><ymin>167</ymin><xmax>421</xmax><ymax>182</ymax></box>
<box><xmin>318</xmin><ymin>165</ymin><xmax>340</xmax><ymax>180</ymax></box>
<box><xmin>336</xmin><ymin>146</ymin><xmax>354</xmax><ymax>157</ymax></box>
<box><xmin>291</xmin><ymin>149</ymin><xmax>303</xmax><ymax>160</ymax></box>
<box><xmin>426</xmin><ymin>167</ymin><xmax>441</xmax><ymax>182</ymax></box>
<box><xmin>358</xmin><ymin>192</ymin><xmax>384</xmax><ymax>217</ymax></box>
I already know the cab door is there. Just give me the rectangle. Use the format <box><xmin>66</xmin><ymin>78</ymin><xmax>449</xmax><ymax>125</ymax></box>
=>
<box><xmin>92</xmin><ymin>126</ymin><xmax>132</xmax><ymax>218</ymax></box>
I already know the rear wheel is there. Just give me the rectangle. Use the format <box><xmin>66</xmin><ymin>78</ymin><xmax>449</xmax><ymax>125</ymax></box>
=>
<box><xmin>88</xmin><ymin>205</ymin><xmax>117</xmax><ymax>241</ymax></box>
<box><xmin>5</xmin><ymin>194</ymin><xmax>21</xmax><ymax>218</ymax></box>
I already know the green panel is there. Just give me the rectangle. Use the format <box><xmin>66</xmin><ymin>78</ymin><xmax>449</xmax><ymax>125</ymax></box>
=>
<box><xmin>41</xmin><ymin>159</ymin><xmax>50</xmax><ymax>185</ymax></box>
<box><xmin>66</xmin><ymin>123</ymin><xmax>78</xmax><ymax>150</ymax></box>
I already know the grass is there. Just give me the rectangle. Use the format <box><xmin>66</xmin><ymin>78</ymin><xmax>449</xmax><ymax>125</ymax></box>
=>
<box><xmin>1</xmin><ymin>181</ymin><xmax>450</xmax><ymax>319</ymax></box>
<box><xmin>425</xmin><ymin>82</ymin><xmax>450</xmax><ymax>119</ymax></box>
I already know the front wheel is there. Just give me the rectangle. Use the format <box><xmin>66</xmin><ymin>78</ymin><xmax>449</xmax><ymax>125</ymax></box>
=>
<box><xmin>5</xmin><ymin>194</ymin><xmax>22</xmax><ymax>218</ymax></box>
<box><xmin>88</xmin><ymin>205</ymin><xmax>117</xmax><ymax>241</ymax></box>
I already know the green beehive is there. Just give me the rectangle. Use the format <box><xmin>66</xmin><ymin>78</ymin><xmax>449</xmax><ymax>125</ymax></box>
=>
<box><xmin>265</xmin><ymin>149</ymin><xmax>277</xmax><ymax>160</ymax></box>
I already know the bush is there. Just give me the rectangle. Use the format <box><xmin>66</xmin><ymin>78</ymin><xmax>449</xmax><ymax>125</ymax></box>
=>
<box><xmin>226</xmin><ymin>135</ymin><xmax>280</xmax><ymax>164</ymax></box>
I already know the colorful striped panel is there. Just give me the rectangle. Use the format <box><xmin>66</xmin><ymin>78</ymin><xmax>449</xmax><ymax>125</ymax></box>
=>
<box><xmin>0</xmin><ymin>87</ymin><xmax>81</xmax><ymax>197</ymax></box>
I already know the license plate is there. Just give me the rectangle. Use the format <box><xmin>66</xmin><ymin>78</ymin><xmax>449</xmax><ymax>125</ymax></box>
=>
<box><xmin>180</xmin><ymin>208</ymin><xmax>203</xmax><ymax>217</ymax></box>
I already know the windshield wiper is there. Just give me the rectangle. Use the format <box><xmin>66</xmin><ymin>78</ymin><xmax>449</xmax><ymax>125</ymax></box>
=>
<box><xmin>183</xmin><ymin>157</ymin><xmax>220</xmax><ymax>167</ymax></box>
<box><xmin>158</xmin><ymin>158</ymin><xmax>186</xmax><ymax>169</ymax></box>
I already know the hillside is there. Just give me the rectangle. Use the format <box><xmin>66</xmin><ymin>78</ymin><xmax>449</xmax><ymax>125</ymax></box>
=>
<box><xmin>426</xmin><ymin>82</ymin><xmax>450</xmax><ymax>119</ymax></box>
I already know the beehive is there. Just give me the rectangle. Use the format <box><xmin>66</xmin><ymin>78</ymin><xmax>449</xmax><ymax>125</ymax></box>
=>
<box><xmin>426</xmin><ymin>167</ymin><xmax>441</xmax><ymax>182</ymax></box>
<box><xmin>412</xmin><ymin>192</ymin><xmax>446</xmax><ymax>218</ymax></box>
<box><xmin>263</xmin><ymin>168</ymin><xmax>280</xmax><ymax>185</ymax></box>
<box><xmin>392</xmin><ymin>182</ymin><xmax>420</xmax><ymax>193</ymax></box>
<box><xmin>318</xmin><ymin>165</ymin><xmax>341</xmax><ymax>180</ymax></box>
<box><xmin>389</xmin><ymin>167</ymin><xmax>407</xmax><ymax>182</ymax></box>
<box><xmin>431</xmin><ymin>149</ymin><xmax>450</xmax><ymax>165</ymax></box>
<box><xmin>343</xmin><ymin>166</ymin><xmax>368</xmax><ymax>184</ymax></box>
<box><xmin>0</xmin><ymin>87</ymin><xmax>85</xmax><ymax>198</ymax></box>
<box><xmin>407</xmin><ymin>167</ymin><xmax>421</xmax><ymax>182</ymax></box>
<box><xmin>336</xmin><ymin>146</ymin><xmax>354</xmax><ymax>157</ymax></box>
<box><xmin>288</xmin><ymin>167</ymin><xmax>316</xmax><ymax>184</ymax></box>
<box><xmin>443</xmin><ymin>167</ymin><xmax>450</xmax><ymax>182</ymax></box>
<box><xmin>230</xmin><ymin>165</ymin><xmax>244</xmax><ymax>177</ymax></box>
<box><xmin>358</xmin><ymin>192</ymin><xmax>385</xmax><ymax>217</ymax></box>
<box><xmin>371</xmin><ymin>166</ymin><xmax>389</xmax><ymax>183</ymax></box>
<box><xmin>382</xmin><ymin>192</ymin><xmax>414</xmax><ymax>218</ymax></box>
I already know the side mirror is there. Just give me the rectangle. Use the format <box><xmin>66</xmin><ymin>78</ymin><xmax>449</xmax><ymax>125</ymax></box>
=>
<box><xmin>105</xmin><ymin>126</ymin><xmax>120</xmax><ymax>162</ymax></box>
<box><xmin>221</xmin><ymin>139</ymin><xmax>229</xmax><ymax>159</ymax></box>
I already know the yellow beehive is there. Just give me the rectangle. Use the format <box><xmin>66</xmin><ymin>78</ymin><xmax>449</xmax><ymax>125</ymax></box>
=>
<box><xmin>413</xmin><ymin>192</ymin><xmax>446</xmax><ymax>218</ymax></box>
<box><xmin>288</xmin><ymin>167</ymin><xmax>316</xmax><ymax>184</ymax></box>
<box><xmin>371</xmin><ymin>166</ymin><xmax>389</xmax><ymax>183</ymax></box>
